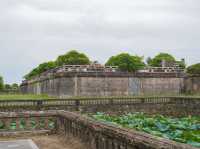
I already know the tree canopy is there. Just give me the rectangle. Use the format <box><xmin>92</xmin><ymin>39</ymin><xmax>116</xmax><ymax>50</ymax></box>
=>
<box><xmin>11</xmin><ymin>83</ymin><xmax>19</xmax><ymax>90</ymax></box>
<box><xmin>24</xmin><ymin>61</ymin><xmax>56</xmax><ymax>80</ymax></box>
<box><xmin>147</xmin><ymin>53</ymin><xmax>176</xmax><ymax>67</ymax></box>
<box><xmin>105</xmin><ymin>53</ymin><xmax>145</xmax><ymax>72</ymax></box>
<box><xmin>187</xmin><ymin>63</ymin><xmax>200</xmax><ymax>75</ymax></box>
<box><xmin>56</xmin><ymin>50</ymin><xmax>90</xmax><ymax>66</ymax></box>
<box><xmin>24</xmin><ymin>50</ymin><xmax>90</xmax><ymax>79</ymax></box>
<box><xmin>0</xmin><ymin>76</ymin><xmax>4</xmax><ymax>91</ymax></box>
<box><xmin>4</xmin><ymin>84</ymin><xmax>12</xmax><ymax>90</ymax></box>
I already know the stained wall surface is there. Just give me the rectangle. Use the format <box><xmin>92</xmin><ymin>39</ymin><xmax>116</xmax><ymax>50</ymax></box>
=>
<box><xmin>21</xmin><ymin>73</ymin><xmax>185</xmax><ymax>97</ymax></box>
<box><xmin>184</xmin><ymin>76</ymin><xmax>200</xmax><ymax>94</ymax></box>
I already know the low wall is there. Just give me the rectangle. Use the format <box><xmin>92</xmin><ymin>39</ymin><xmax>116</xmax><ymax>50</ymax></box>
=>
<box><xmin>0</xmin><ymin>111</ymin><xmax>195</xmax><ymax>149</ymax></box>
<box><xmin>57</xmin><ymin>111</ymin><xmax>196</xmax><ymax>149</ymax></box>
<box><xmin>0</xmin><ymin>97</ymin><xmax>200</xmax><ymax>116</ymax></box>
<box><xmin>0</xmin><ymin>112</ymin><xmax>57</xmax><ymax>136</ymax></box>
<box><xmin>21</xmin><ymin>72</ymin><xmax>185</xmax><ymax>97</ymax></box>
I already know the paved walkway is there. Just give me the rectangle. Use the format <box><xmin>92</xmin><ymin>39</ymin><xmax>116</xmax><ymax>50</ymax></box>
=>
<box><xmin>0</xmin><ymin>140</ymin><xmax>38</xmax><ymax>149</ymax></box>
<box><xmin>0</xmin><ymin>135</ymin><xmax>85</xmax><ymax>149</ymax></box>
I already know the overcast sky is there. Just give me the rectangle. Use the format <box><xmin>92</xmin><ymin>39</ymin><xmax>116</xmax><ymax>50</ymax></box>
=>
<box><xmin>0</xmin><ymin>0</ymin><xmax>200</xmax><ymax>84</ymax></box>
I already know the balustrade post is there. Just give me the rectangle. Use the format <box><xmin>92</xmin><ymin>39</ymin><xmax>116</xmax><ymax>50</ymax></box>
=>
<box><xmin>15</xmin><ymin>118</ymin><xmax>20</xmax><ymax>130</ymax></box>
<box><xmin>2</xmin><ymin>119</ymin><xmax>10</xmax><ymax>130</ymax></box>
<box><xmin>34</xmin><ymin>117</ymin><xmax>40</xmax><ymax>130</ymax></box>
<box><xmin>25</xmin><ymin>117</ymin><xmax>32</xmax><ymax>130</ymax></box>
<box><xmin>75</xmin><ymin>100</ymin><xmax>80</xmax><ymax>111</ymax></box>
<box><xmin>36</xmin><ymin>100</ymin><xmax>43</xmax><ymax>110</ymax></box>
<box><xmin>44</xmin><ymin>118</ymin><xmax>49</xmax><ymax>129</ymax></box>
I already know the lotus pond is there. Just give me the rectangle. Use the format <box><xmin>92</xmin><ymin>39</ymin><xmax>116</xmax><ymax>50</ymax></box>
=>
<box><xmin>92</xmin><ymin>112</ymin><xmax>200</xmax><ymax>148</ymax></box>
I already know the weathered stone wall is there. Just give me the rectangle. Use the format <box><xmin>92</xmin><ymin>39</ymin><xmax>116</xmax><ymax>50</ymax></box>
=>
<box><xmin>24</xmin><ymin>77</ymin><xmax>75</xmax><ymax>97</ymax></box>
<box><xmin>184</xmin><ymin>76</ymin><xmax>200</xmax><ymax>94</ymax></box>
<box><xmin>21</xmin><ymin>72</ymin><xmax>185</xmax><ymax>97</ymax></box>
<box><xmin>77</xmin><ymin>77</ymin><xmax>129</xmax><ymax>96</ymax></box>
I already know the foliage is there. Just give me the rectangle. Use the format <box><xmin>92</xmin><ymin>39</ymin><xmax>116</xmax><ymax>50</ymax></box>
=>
<box><xmin>0</xmin><ymin>94</ymin><xmax>53</xmax><ymax>100</ymax></box>
<box><xmin>4</xmin><ymin>84</ymin><xmax>12</xmax><ymax>90</ymax></box>
<box><xmin>56</xmin><ymin>50</ymin><xmax>90</xmax><ymax>66</ymax></box>
<box><xmin>25</xmin><ymin>50</ymin><xmax>90</xmax><ymax>79</ymax></box>
<box><xmin>24</xmin><ymin>61</ymin><xmax>56</xmax><ymax>79</ymax></box>
<box><xmin>3</xmin><ymin>83</ymin><xmax>19</xmax><ymax>91</ymax></box>
<box><xmin>187</xmin><ymin>63</ymin><xmax>200</xmax><ymax>75</ymax></box>
<box><xmin>176</xmin><ymin>60</ymin><xmax>186</xmax><ymax>69</ymax></box>
<box><xmin>11</xmin><ymin>83</ymin><xmax>19</xmax><ymax>90</ymax></box>
<box><xmin>93</xmin><ymin>112</ymin><xmax>200</xmax><ymax>148</ymax></box>
<box><xmin>106</xmin><ymin>53</ymin><xmax>145</xmax><ymax>72</ymax></box>
<box><xmin>37</xmin><ymin>61</ymin><xmax>56</xmax><ymax>74</ymax></box>
<box><xmin>0</xmin><ymin>76</ymin><xmax>3</xmax><ymax>91</ymax></box>
<box><xmin>148</xmin><ymin>53</ymin><xmax>176</xmax><ymax>67</ymax></box>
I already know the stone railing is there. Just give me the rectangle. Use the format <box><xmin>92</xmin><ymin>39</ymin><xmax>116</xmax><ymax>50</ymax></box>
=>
<box><xmin>21</xmin><ymin>72</ymin><xmax>185</xmax><ymax>85</ymax></box>
<box><xmin>0</xmin><ymin>97</ymin><xmax>200</xmax><ymax>116</ymax></box>
<box><xmin>0</xmin><ymin>111</ymin><xmax>197</xmax><ymax>149</ymax></box>
<box><xmin>57</xmin><ymin>111</ymin><xmax>196</xmax><ymax>149</ymax></box>
<box><xmin>0</xmin><ymin>112</ymin><xmax>57</xmax><ymax>135</ymax></box>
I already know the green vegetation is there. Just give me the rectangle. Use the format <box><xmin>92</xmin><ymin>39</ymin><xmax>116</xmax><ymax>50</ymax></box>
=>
<box><xmin>187</xmin><ymin>63</ymin><xmax>200</xmax><ymax>75</ymax></box>
<box><xmin>147</xmin><ymin>53</ymin><xmax>176</xmax><ymax>67</ymax></box>
<box><xmin>25</xmin><ymin>50</ymin><xmax>90</xmax><ymax>80</ymax></box>
<box><xmin>24</xmin><ymin>61</ymin><xmax>56</xmax><ymax>79</ymax></box>
<box><xmin>0</xmin><ymin>76</ymin><xmax>3</xmax><ymax>91</ymax></box>
<box><xmin>106</xmin><ymin>53</ymin><xmax>145</xmax><ymax>72</ymax></box>
<box><xmin>3</xmin><ymin>83</ymin><xmax>19</xmax><ymax>90</ymax></box>
<box><xmin>24</xmin><ymin>51</ymin><xmax>189</xmax><ymax>79</ymax></box>
<box><xmin>147</xmin><ymin>53</ymin><xmax>186</xmax><ymax>68</ymax></box>
<box><xmin>93</xmin><ymin>112</ymin><xmax>200</xmax><ymax>148</ymax></box>
<box><xmin>0</xmin><ymin>94</ymin><xmax>53</xmax><ymax>100</ymax></box>
<box><xmin>0</xmin><ymin>75</ymin><xmax>20</xmax><ymax>92</ymax></box>
<box><xmin>56</xmin><ymin>50</ymin><xmax>90</xmax><ymax>66</ymax></box>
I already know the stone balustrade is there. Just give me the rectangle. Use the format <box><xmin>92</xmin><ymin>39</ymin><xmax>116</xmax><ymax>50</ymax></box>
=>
<box><xmin>0</xmin><ymin>97</ymin><xmax>199</xmax><ymax>116</ymax></box>
<box><xmin>0</xmin><ymin>112</ymin><xmax>57</xmax><ymax>134</ymax></box>
<box><xmin>0</xmin><ymin>111</ymin><xmax>197</xmax><ymax>149</ymax></box>
<box><xmin>57</xmin><ymin>111</ymin><xmax>196</xmax><ymax>149</ymax></box>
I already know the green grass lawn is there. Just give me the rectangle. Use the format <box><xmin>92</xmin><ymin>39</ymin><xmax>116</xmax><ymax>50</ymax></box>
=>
<box><xmin>0</xmin><ymin>94</ymin><xmax>54</xmax><ymax>100</ymax></box>
<box><xmin>0</xmin><ymin>94</ymin><xmax>200</xmax><ymax>100</ymax></box>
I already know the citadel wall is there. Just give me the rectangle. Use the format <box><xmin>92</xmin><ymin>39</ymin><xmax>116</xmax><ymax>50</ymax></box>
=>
<box><xmin>21</xmin><ymin>72</ymin><xmax>185</xmax><ymax>97</ymax></box>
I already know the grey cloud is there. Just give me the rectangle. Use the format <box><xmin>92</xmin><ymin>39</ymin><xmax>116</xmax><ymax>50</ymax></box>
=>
<box><xmin>0</xmin><ymin>0</ymin><xmax>200</xmax><ymax>83</ymax></box>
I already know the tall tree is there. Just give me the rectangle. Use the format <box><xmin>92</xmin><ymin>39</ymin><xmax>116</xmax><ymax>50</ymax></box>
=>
<box><xmin>106</xmin><ymin>53</ymin><xmax>145</xmax><ymax>72</ymax></box>
<box><xmin>187</xmin><ymin>63</ymin><xmax>200</xmax><ymax>75</ymax></box>
<box><xmin>56</xmin><ymin>50</ymin><xmax>90</xmax><ymax>66</ymax></box>
<box><xmin>148</xmin><ymin>53</ymin><xmax>175</xmax><ymax>67</ymax></box>
<box><xmin>4</xmin><ymin>84</ymin><xmax>12</xmax><ymax>90</ymax></box>
<box><xmin>11</xmin><ymin>83</ymin><xmax>19</xmax><ymax>90</ymax></box>
<box><xmin>37</xmin><ymin>61</ymin><xmax>56</xmax><ymax>74</ymax></box>
<box><xmin>24</xmin><ymin>61</ymin><xmax>56</xmax><ymax>79</ymax></box>
<box><xmin>24</xmin><ymin>50</ymin><xmax>91</xmax><ymax>80</ymax></box>
<box><xmin>0</xmin><ymin>76</ymin><xmax>4</xmax><ymax>91</ymax></box>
